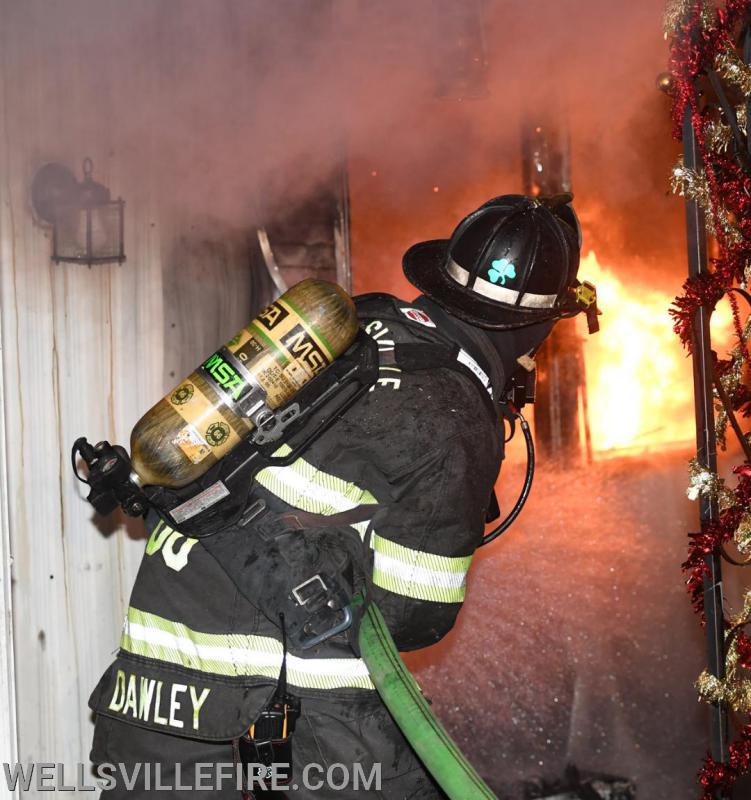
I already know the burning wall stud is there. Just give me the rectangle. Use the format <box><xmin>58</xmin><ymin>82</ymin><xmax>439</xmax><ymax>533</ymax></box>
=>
<box><xmin>31</xmin><ymin>158</ymin><xmax>125</xmax><ymax>266</ymax></box>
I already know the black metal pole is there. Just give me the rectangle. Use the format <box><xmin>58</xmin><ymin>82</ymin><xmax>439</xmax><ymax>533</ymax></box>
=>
<box><xmin>744</xmin><ymin>26</ymin><xmax>751</xmax><ymax>162</ymax></box>
<box><xmin>682</xmin><ymin>102</ymin><xmax>730</xmax><ymax>780</ymax></box>
<box><xmin>521</xmin><ymin>120</ymin><xmax>586</xmax><ymax>465</ymax></box>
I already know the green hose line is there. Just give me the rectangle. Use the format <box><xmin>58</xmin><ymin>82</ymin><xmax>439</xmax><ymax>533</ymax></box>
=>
<box><xmin>358</xmin><ymin>600</ymin><xmax>498</xmax><ymax>800</ymax></box>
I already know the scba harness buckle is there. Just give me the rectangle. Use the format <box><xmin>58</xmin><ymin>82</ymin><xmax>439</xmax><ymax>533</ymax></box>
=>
<box><xmin>291</xmin><ymin>573</ymin><xmax>353</xmax><ymax>650</ymax></box>
<box><xmin>572</xmin><ymin>279</ymin><xmax>600</xmax><ymax>334</ymax></box>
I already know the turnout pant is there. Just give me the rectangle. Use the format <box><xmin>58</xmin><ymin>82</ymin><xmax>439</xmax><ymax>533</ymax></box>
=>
<box><xmin>91</xmin><ymin>692</ymin><xmax>444</xmax><ymax>799</ymax></box>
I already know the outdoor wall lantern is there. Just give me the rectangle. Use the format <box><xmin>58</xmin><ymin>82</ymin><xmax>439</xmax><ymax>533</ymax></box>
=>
<box><xmin>31</xmin><ymin>158</ymin><xmax>125</xmax><ymax>266</ymax></box>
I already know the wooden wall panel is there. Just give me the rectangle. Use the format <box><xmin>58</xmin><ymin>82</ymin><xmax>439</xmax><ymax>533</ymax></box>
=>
<box><xmin>0</xmin><ymin>1</ymin><xmax>166</xmax><ymax>770</ymax></box>
<box><xmin>0</xmin><ymin>33</ymin><xmax>19</xmax><ymax>778</ymax></box>
<box><xmin>162</xmin><ymin>227</ymin><xmax>253</xmax><ymax>387</ymax></box>
<box><xmin>0</xmin><ymin>0</ymin><xmax>257</xmax><ymax>779</ymax></box>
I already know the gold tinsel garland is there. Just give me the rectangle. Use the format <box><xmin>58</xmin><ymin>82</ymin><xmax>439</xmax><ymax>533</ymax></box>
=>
<box><xmin>669</xmin><ymin>150</ymin><xmax>751</xmax><ymax>447</ymax></box>
<box><xmin>670</xmin><ymin>149</ymin><xmax>751</xmax><ymax>445</ymax></box>
<box><xmin>704</xmin><ymin>105</ymin><xmax>748</xmax><ymax>153</ymax></box>
<box><xmin>671</xmin><ymin>160</ymin><xmax>744</xmax><ymax>245</ymax></box>
<box><xmin>687</xmin><ymin>457</ymin><xmax>736</xmax><ymax>508</ymax></box>
<box><xmin>715</xmin><ymin>362</ymin><xmax>738</xmax><ymax>448</ymax></box>
<box><xmin>714</xmin><ymin>315</ymin><xmax>751</xmax><ymax>446</ymax></box>
<box><xmin>669</xmin><ymin>1</ymin><xmax>751</xmax><ymax>787</ymax></box>
<box><xmin>736</xmin><ymin>512</ymin><xmax>751</xmax><ymax>553</ymax></box>
<box><xmin>697</xmin><ymin>591</ymin><xmax>751</xmax><ymax>711</ymax></box>
<box><xmin>717</xmin><ymin>43</ymin><xmax>751</xmax><ymax>95</ymax></box>
<box><xmin>685</xmin><ymin>458</ymin><xmax>751</xmax><ymax>554</ymax></box>
<box><xmin>663</xmin><ymin>0</ymin><xmax>716</xmax><ymax>37</ymax></box>
<box><xmin>663</xmin><ymin>0</ymin><xmax>686</xmax><ymax>34</ymax></box>
<box><xmin>671</xmin><ymin>160</ymin><xmax>712</xmax><ymax>207</ymax></box>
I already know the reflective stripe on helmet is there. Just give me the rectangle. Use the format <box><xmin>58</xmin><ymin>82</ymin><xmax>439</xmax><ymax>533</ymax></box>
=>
<box><xmin>120</xmin><ymin>607</ymin><xmax>375</xmax><ymax>690</ymax></box>
<box><xmin>447</xmin><ymin>258</ymin><xmax>558</xmax><ymax>309</ymax></box>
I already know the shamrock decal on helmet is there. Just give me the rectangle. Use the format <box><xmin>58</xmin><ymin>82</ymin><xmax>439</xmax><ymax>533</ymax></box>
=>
<box><xmin>488</xmin><ymin>258</ymin><xmax>516</xmax><ymax>286</ymax></box>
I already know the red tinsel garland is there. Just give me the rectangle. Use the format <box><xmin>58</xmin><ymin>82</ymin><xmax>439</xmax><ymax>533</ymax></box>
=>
<box><xmin>669</xmin><ymin>0</ymin><xmax>751</xmax><ymax>351</ymax></box>
<box><xmin>698</xmin><ymin>724</ymin><xmax>751</xmax><ymax>799</ymax></box>
<box><xmin>683</xmin><ymin>525</ymin><xmax>730</xmax><ymax>618</ymax></box>
<box><xmin>670</xmin><ymin>273</ymin><xmax>726</xmax><ymax>347</ymax></box>
<box><xmin>669</xmin><ymin>2</ymin><xmax>751</xmax><ymax>796</ymax></box>
<box><xmin>738</xmin><ymin>631</ymin><xmax>751</xmax><ymax>670</ymax></box>
<box><xmin>683</xmin><ymin>468</ymin><xmax>751</xmax><ymax>615</ymax></box>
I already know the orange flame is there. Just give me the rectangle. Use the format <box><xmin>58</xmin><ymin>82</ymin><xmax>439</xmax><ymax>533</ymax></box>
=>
<box><xmin>580</xmin><ymin>251</ymin><xmax>734</xmax><ymax>455</ymax></box>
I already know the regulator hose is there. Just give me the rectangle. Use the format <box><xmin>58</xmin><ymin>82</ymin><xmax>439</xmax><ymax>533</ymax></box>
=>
<box><xmin>481</xmin><ymin>410</ymin><xmax>535</xmax><ymax>546</ymax></box>
<box><xmin>358</xmin><ymin>600</ymin><xmax>498</xmax><ymax>800</ymax></box>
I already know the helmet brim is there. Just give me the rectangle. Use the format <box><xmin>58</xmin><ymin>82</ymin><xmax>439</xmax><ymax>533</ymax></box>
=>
<box><xmin>402</xmin><ymin>239</ymin><xmax>559</xmax><ymax>330</ymax></box>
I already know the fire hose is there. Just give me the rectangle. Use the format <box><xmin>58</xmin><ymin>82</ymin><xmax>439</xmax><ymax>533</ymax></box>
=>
<box><xmin>357</xmin><ymin>598</ymin><xmax>497</xmax><ymax>800</ymax></box>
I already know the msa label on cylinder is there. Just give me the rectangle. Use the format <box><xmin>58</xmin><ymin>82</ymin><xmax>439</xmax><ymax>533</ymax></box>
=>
<box><xmin>202</xmin><ymin>351</ymin><xmax>250</xmax><ymax>401</ymax></box>
<box><xmin>280</xmin><ymin>324</ymin><xmax>328</xmax><ymax>376</ymax></box>
<box><xmin>257</xmin><ymin>302</ymin><xmax>289</xmax><ymax>331</ymax></box>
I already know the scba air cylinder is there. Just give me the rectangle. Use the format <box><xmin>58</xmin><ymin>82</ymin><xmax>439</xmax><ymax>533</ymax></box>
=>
<box><xmin>129</xmin><ymin>279</ymin><xmax>358</xmax><ymax>488</ymax></box>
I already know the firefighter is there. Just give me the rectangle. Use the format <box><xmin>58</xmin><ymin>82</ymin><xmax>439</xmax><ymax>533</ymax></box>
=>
<box><xmin>88</xmin><ymin>194</ymin><xmax>587</xmax><ymax>798</ymax></box>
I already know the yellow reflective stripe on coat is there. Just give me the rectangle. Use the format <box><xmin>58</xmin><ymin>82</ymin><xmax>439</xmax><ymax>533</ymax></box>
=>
<box><xmin>255</xmin><ymin>444</ymin><xmax>377</xmax><ymax>514</ymax></box>
<box><xmin>352</xmin><ymin>523</ymin><xmax>471</xmax><ymax>601</ymax></box>
<box><xmin>257</xmin><ymin>451</ymin><xmax>472</xmax><ymax>604</ymax></box>
<box><xmin>370</xmin><ymin>532</ymin><xmax>471</xmax><ymax>603</ymax></box>
<box><xmin>120</xmin><ymin>607</ymin><xmax>374</xmax><ymax>691</ymax></box>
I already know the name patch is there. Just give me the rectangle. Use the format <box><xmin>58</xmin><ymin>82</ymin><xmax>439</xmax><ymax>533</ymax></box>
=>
<box><xmin>108</xmin><ymin>669</ymin><xmax>211</xmax><ymax>732</ymax></box>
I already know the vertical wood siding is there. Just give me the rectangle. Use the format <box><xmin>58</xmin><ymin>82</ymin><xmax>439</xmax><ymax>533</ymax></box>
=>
<box><xmin>0</xmin><ymin>2</ymin><xmax>19</xmax><ymax>778</ymax></box>
<box><xmin>0</xmin><ymin>1</ymin><xmax>258</xmax><ymax>781</ymax></box>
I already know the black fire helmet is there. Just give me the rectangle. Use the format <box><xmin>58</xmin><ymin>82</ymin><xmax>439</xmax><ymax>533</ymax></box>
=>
<box><xmin>403</xmin><ymin>194</ymin><xmax>598</xmax><ymax>331</ymax></box>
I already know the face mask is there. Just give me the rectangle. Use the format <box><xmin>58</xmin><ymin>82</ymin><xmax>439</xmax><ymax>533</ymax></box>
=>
<box><xmin>483</xmin><ymin>319</ymin><xmax>555</xmax><ymax>381</ymax></box>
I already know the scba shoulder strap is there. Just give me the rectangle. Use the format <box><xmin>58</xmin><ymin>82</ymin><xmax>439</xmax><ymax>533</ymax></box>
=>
<box><xmin>357</xmin><ymin>294</ymin><xmax>503</xmax><ymax>424</ymax></box>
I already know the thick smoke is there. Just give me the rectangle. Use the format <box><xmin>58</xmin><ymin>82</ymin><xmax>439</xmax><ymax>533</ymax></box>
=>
<box><xmin>5</xmin><ymin>0</ymin><xmax>684</xmax><ymax>291</ymax></box>
<box><xmin>342</xmin><ymin>0</ymin><xmax>684</xmax><ymax>294</ymax></box>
